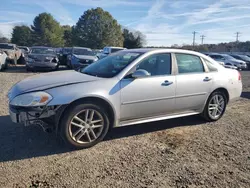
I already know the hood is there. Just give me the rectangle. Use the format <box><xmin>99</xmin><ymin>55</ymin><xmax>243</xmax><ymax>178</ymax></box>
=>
<box><xmin>74</xmin><ymin>54</ymin><xmax>97</xmax><ymax>60</ymax></box>
<box><xmin>229</xmin><ymin>59</ymin><xmax>246</xmax><ymax>64</ymax></box>
<box><xmin>29</xmin><ymin>53</ymin><xmax>57</xmax><ymax>61</ymax></box>
<box><xmin>8</xmin><ymin>70</ymin><xmax>101</xmax><ymax>100</ymax></box>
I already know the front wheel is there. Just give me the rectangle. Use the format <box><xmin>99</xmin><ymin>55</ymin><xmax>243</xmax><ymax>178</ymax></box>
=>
<box><xmin>60</xmin><ymin>103</ymin><xmax>110</xmax><ymax>149</ymax></box>
<box><xmin>201</xmin><ymin>91</ymin><xmax>227</xmax><ymax>121</ymax></box>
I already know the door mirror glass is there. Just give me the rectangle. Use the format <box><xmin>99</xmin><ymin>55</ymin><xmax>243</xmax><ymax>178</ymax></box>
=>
<box><xmin>132</xmin><ymin>69</ymin><xmax>151</xmax><ymax>78</ymax></box>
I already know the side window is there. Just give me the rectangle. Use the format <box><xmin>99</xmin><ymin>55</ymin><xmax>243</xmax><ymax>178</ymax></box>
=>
<box><xmin>203</xmin><ymin>58</ymin><xmax>218</xmax><ymax>72</ymax></box>
<box><xmin>136</xmin><ymin>53</ymin><xmax>171</xmax><ymax>76</ymax></box>
<box><xmin>175</xmin><ymin>53</ymin><xmax>204</xmax><ymax>74</ymax></box>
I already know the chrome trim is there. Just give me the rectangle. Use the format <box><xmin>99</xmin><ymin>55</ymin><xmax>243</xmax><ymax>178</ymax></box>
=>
<box><xmin>122</xmin><ymin>96</ymin><xmax>175</xmax><ymax>105</ymax></box>
<box><xmin>175</xmin><ymin>92</ymin><xmax>206</xmax><ymax>99</ymax></box>
<box><xmin>118</xmin><ymin>111</ymin><xmax>199</xmax><ymax>127</ymax></box>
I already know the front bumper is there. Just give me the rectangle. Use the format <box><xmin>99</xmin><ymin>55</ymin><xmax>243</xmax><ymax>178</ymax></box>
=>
<box><xmin>236</xmin><ymin>64</ymin><xmax>247</xmax><ymax>70</ymax></box>
<box><xmin>26</xmin><ymin>62</ymin><xmax>58</xmax><ymax>70</ymax></box>
<box><xmin>9</xmin><ymin>104</ymin><xmax>67</xmax><ymax>130</ymax></box>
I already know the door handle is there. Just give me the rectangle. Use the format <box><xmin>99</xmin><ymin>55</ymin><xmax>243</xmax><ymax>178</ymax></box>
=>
<box><xmin>203</xmin><ymin>77</ymin><xmax>212</xmax><ymax>82</ymax></box>
<box><xmin>161</xmin><ymin>80</ymin><xmax>173</xmax><ymax>86</ymax></box>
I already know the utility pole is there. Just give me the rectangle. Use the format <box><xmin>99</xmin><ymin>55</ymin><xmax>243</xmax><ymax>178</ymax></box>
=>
<box><xmin>192</xmin><ymin>31</ymin><xmax>197</xmax><ymax>49</ymax></box>
<box><xmin>200</xmin><ymin>35</ymin><xmax>205</xmax><ymax>45</ymax></box>
<box><xmin>235</xmin><ymin>32</ymin><xmax>241</xmax><ymax>42</ymax></box>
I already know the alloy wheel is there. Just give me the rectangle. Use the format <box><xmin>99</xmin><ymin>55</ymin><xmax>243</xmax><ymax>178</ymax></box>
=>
<box><xmin>208</xmin><ymin>94</ymin><xmax>225</xmax><ymax>119</ymax></box>
<box><xmin>69</xmin><ymin>109</ymin><xmax>104</xmax><ymax>144</ymax></box>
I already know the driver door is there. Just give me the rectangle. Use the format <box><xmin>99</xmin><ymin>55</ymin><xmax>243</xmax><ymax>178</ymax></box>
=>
<box><xmin>120</xmin><ymin>53</ymin><xmax>176</xmax><ymax>121</ymax></box>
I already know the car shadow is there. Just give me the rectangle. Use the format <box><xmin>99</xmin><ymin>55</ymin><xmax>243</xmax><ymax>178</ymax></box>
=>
<box><xmin>241</xmin><ymin>92</ymin><xmax>250</xmax><ymax>99</ymax></box>
<box><xmin>0</xmin><ymin>115</ymin><xmax>205</xmax><ymax>163</ymax></box>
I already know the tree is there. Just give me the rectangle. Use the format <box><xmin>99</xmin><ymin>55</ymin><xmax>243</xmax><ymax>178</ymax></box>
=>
<box><xmin>11</xmin><ymin>25</ymin><xmax>32</xmax><ymax>46</ymax></box>
<box><xmin>31</xmin><ymin>12</ymin><xmax>64</xmax><ymax>47</ymax></box>
<box><xmin>62</xmin><ymin>25</ymin><xmax>72</xmax><ymax>46</ymax></box>
<box><xmin>0</xmin><ymin>32</ymin><xmax>10</xmax><ymax>43</ymax></box>
<box><xmin>72</xmin><ymin>7</ymin><xmax>124</xmax><ymax>49</ymax></box>
<box><xmin>123</xmin><ymin>29</ymin><xmax>146</xmax><ymax>49</ymax></box>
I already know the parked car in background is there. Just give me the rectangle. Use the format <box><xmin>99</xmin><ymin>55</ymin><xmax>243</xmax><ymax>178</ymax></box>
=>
<box><xmin>99</xmin><ymin>46</ymin><xmax>126</xmax><ymax>59</ymax></box>
<box><xmin>26</xmin><ymin>46</ymin><xmax>59</xmax><ymax>71</ymax></box>
<box><xmin>230</xmin><ymin>54</ymin><xmax>250</xmax><ymax>70</ymax></box>
<box><xmin>0</xmin><ymin>50</ymin><xmax>8</xmax><ymax>71</ymax></box>
<box><xmin>58</xmin><ymin>47</ymin><xmax>72</xmax><ymax>66</ymax></box>
<box><xmin>8</xmin><ymin>49</ymin><xmax>242</xmax><ymax>149</ymax></box>
<box><xmin>207</xmin><ymin>53</ymin><xmax>247</xmax><ymax>70</ymax></box>
<box><xmin>17</xmin><ymin>46</ymin><xmax>30</xmax><ymax>64</ymax></box>
<box><xmin>92</xmin><ymin>49</ymin><xmax>102</xmax><ymax>59</ymax></box>
<box><xmin>67</xmin><ymin>47</ymin><xmax>98</xmax><ymax>69</ymax></box>
<box><xmin>0</xmin><ymin>43</ymin><xmax>22</xmax><ymax>65</ymax></box>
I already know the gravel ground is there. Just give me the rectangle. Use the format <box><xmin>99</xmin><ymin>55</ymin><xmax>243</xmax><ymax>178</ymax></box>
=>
<box><xmin>0</xmin><ymin>66</ymin><xmax>249</xmax><ymax>188</ymax></box>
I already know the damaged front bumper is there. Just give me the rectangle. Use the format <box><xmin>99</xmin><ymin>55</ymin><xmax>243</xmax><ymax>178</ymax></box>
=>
<box><xmin>9</xmin><ymin>104</ymin><xmax>67</xmax><ymax>131</ymax></box>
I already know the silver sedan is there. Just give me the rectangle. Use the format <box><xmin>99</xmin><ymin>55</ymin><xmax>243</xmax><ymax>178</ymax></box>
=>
<box><xmin>8</xmin><ymin>49</ymin><xmax>242</xmax><ymax>149</ymax></box>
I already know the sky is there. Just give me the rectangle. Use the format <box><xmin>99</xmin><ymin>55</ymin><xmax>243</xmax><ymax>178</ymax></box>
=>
<box><xmin>0</xmin><ymin>0</ymin><xmax>250</xmax><ymax>46</ymax></box>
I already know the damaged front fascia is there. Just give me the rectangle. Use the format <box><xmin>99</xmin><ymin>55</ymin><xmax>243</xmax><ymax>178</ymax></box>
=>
<box><xmin>10</xmin><ymin>104</ymin><xmax>68</xmax><ymax>131</ymax></box>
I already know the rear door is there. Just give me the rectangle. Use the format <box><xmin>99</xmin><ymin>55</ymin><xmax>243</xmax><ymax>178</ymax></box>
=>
<box><xmin>174</xmin><ymin>53</ymin><xmax>213</xmax><ymax>112</ymax></box>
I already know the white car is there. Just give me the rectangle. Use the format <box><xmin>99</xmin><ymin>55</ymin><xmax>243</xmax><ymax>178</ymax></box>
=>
<box><xmin>8</xmin><ymin>49</ymin><xmax>243</xmax><ymax>149</ymax></box>
<box><xmin>0</xmin><ymin>51</ymin><xmax>7</xmax><ymax>71</ymax></box>
<box><xmin>99</xmin><ymin>46</ymin><xmax>126</xmax><ymax>59</ymax></box>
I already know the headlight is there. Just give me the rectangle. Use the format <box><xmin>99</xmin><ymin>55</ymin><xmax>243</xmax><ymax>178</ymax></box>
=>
<box><xmin>10</xmin><ymin>92</ymin><xmax>53</xmax><ymax>107</ymax></box>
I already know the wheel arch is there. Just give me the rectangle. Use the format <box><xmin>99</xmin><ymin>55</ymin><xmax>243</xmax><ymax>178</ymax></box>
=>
<box><xmin>56</xmin><ymin>96</ymin><xmax>116</xmax><ymax>133</ymax></box>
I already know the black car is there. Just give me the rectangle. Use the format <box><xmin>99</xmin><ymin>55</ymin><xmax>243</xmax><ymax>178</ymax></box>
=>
<box><xmin>26</xmin><ymin>46</ymin><xmax>59</xmax><ymax>71</ymax></box>
<box><xmin>230</xmin><ymin>54</ymin><xmax>250</xmax><ymax>70</ymax></box>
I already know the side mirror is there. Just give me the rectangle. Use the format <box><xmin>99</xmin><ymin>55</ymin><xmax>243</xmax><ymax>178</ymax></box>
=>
<box><xmin>132</xmin><ymin>69</ymin><xmax>151</xmax><ymax>78</ymax></box>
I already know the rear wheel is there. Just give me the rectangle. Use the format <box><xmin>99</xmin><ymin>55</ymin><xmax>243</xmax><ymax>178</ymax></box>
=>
<box><xmin>202</xmin><ymin>91</ymin><xmax>227</xmax><ymax>121</ymax></box>
<box><xmin>60</xmin><ymin>103</ymin><xmax>110</xmax><ymax>149</ymax></box>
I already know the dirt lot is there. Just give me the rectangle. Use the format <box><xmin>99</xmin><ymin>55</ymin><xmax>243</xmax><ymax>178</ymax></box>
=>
<box><xmin>0</xmin><ymin>66</ymin><xmax>249</xmax><ymax>188</ymax></box>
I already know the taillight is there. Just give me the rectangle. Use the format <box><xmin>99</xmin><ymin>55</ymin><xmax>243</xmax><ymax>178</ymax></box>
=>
<box><xmin>238</xmin><ymin>71</ymin><xmax>241</xmax><ymax>81</ymax></box>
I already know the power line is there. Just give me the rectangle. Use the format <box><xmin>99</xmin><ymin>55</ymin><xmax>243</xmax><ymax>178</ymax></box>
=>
<box><xmin>235</xmin><ymin>32</ymin><xmax>241</xmax><ymax>42</ymax></box>
<box><xmin>192</xmin><ymin>31</ymin><xmax>198</xmax><ymax>49</ymax></box>
<box><xmin>200</xmin><ymin>35</ymin><xmax>205</xmax><ymax>45</ymax></box>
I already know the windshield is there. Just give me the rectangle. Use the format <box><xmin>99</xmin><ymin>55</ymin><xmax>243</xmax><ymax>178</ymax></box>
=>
<box><xmin>0</xmin><ymin>44</ymin><xmax>14</xmax><ymax>49</ymax></box>
<box><xmin>223</xmin><ymin>54</ymin><xmax>236</xmax><ymax>60</ymax></box>
<box><xmin>19</xmin><ymin>47</ymin><xmax>28</xmax><ymax>51</ymax></box>
<box><xmin>31</xmin><ymin>48</ymin><xmax>56</xmax><ymax>55</ymax></box>
<box><xmin>80</xmin><ymin>51</ymin><xmax>143</xmax><ymax>78</ymax></box>
<box><xmin>73</xmin><ymin>48</ymin><xmax>94</xmax><ymax>56</ymax></box>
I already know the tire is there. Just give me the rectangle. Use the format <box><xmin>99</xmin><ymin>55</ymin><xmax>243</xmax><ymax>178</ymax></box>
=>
<box><xmin>60</xmin><ymin>103</ymin><xmax>110</xmax><ymax>149</ymax></box>
<box><xmin>201</xmin><ymin>91</ymin><xmax>227</xmax><ymax>122</ymax></box>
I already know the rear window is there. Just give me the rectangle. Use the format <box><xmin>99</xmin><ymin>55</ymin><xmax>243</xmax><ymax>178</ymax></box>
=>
<box><xmin>176</xmin><ymin>53</ymin><xmax>204</xmax><ymax>74</ymax></box>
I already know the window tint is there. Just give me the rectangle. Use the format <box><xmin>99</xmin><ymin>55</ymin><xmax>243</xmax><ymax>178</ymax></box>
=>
<box><xmin>209</xmin><ymin>55</ymin><xmax>223</xmax><ymax>59</ymax></box>
<box><xmin>203</xmin><ymin>58</ymin><xmax>217</xmax><ymax>72</ymax></box>
<box><xmin>176</xmin><ymin>53</ymin><xmax>204</xmax><ymax>74</ymax></box>
<box><xmin>136</xmin><ymin>53</ymin><xmax>171</xmax><ymax>76</ymax></box>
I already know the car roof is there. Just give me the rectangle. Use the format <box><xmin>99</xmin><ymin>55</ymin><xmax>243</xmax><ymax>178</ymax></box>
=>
<box><xmin>72</xmin><ymin>47</ymin><xmax>91</xmax><ymax>50</ymax></box>
<box><xmin>31</xmin><ymin>46</ymin><xmax>53</xmax><ymax>48</ymax></box>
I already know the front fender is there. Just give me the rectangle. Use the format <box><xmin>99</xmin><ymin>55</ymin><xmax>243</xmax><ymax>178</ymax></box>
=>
<box><xmin>45</xmin><ymin>79</ymin><xmax>121</xmax><ymax>120</ymax></box>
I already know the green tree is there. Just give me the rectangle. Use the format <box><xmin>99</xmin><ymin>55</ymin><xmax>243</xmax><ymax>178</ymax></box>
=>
<box><xmin>31</xmin><ymin>12</ymin><xmax>64</xmax><ymax>47</ymax></box>
<box><xmin>62</xmin><ymin>25</ymin><xmax>72</xmax><ymax>46</ymax></box>
<box><xmin>11</xmin><ymin>25</ymin><xmax>32</xmax><ymax>46</ymax></box>
<box><xmin>123</xmin><ymin>29</ymin><xmax>146</xmax><ymax>48</ymax></box>
<box><xmin>73</xmin><ymin>7</ymin><xmax>124</xmax><ymax>49</ymax></box>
